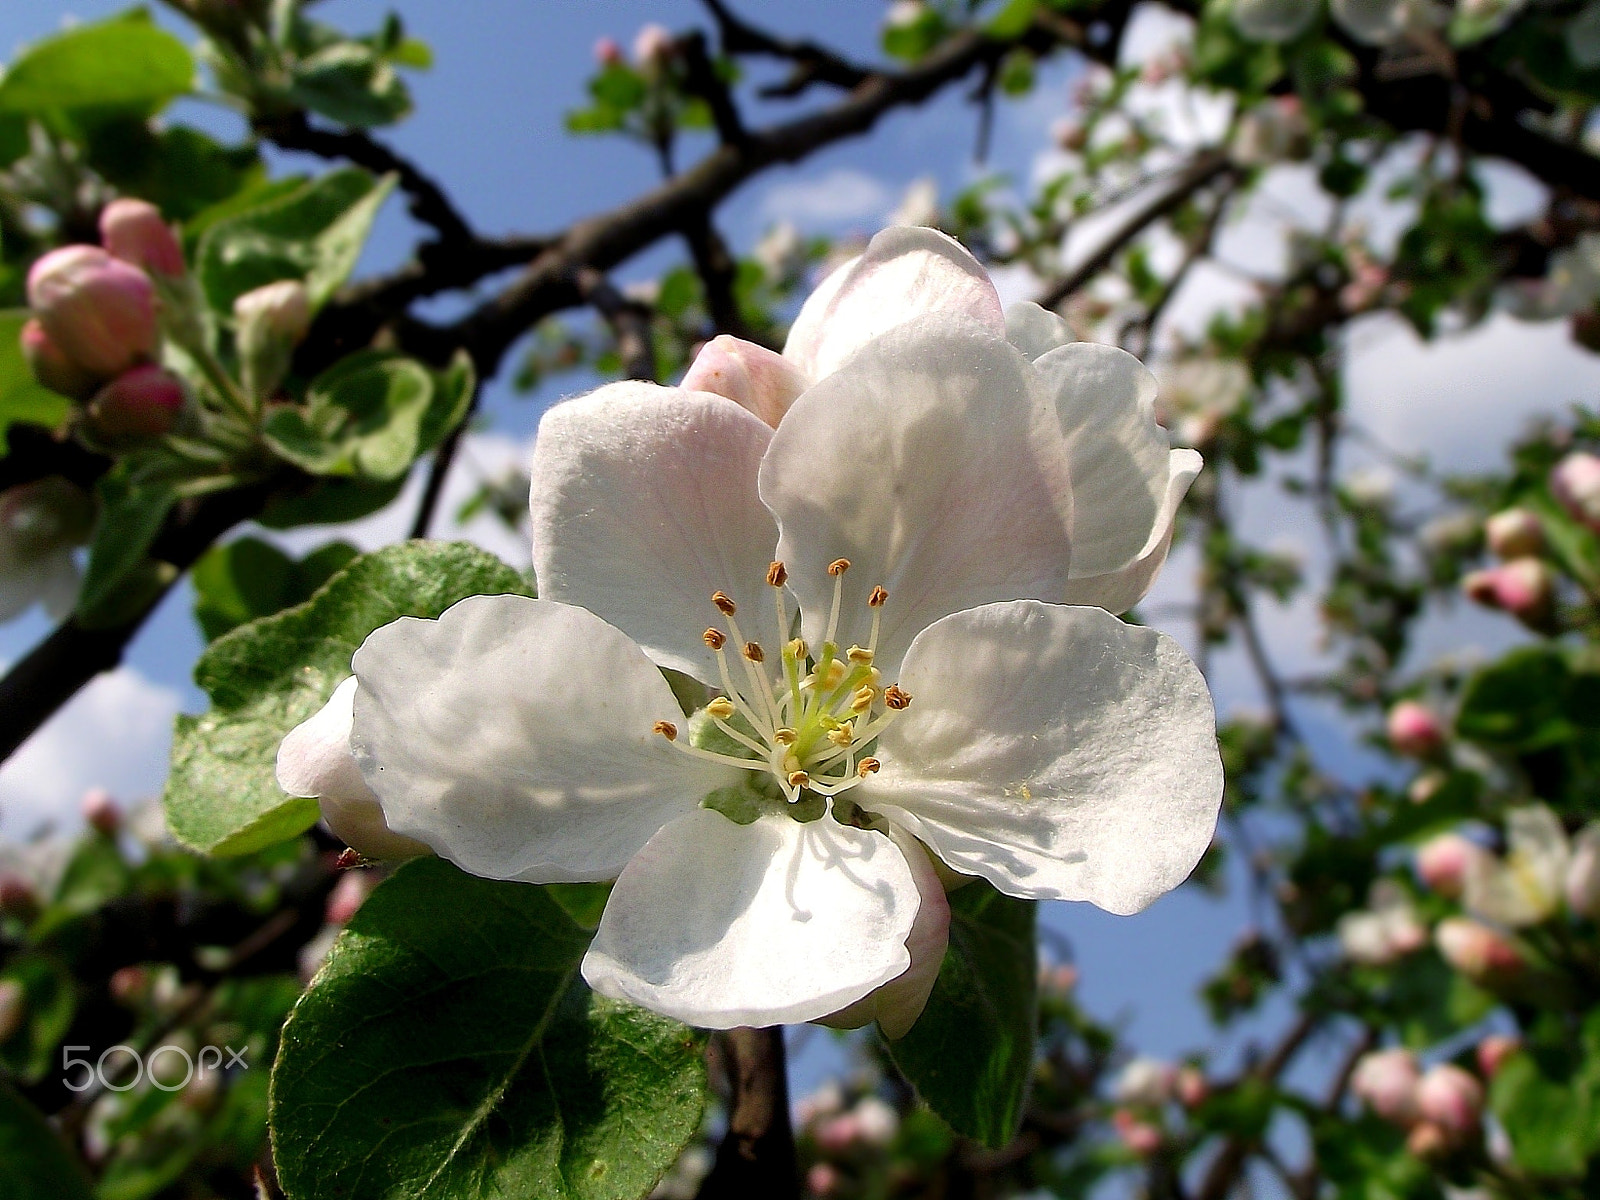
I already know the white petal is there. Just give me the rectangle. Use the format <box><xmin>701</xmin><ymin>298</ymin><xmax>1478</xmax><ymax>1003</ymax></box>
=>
<box><xmin>350</xmin><ymin>595</ymin><xmax>736</xmax><ymax>883</ymax></box>
<box><xmin>529</xmin><ymin>382</ymin><xmax>781</xmax><ymax>683</ymax></box>
<box><xmin>1464</xmin><ymin>804</ymin><xmax>1570</xmax><ymax>927</ymax></box>
<box><xmin>582</xmin><ymin>810</ymin><xmax>918</xmax><ymax>1028</ymax></box>
<box><xmin>1036</xmin><ymin>341</ymin><xmax>1171</xmax><ymax>579</ymax></box>
<box><xmin>681</xmin><ymin>335</ymin><xmax>810</xmax><ymax>429</ymax></box>
<box><xmin>1005</xmin><ymin>301</ymin><xmax>1075</xmax><ymax>361</ymax></box>
<box><xmin>1062</xmin><ymin>449</ymin><xmax>1202</xmax><ymax>614</ymax></box>
<box><xmin>276</xmin><ymin>677</ymin><xmax>427</xmax><ymax>861</ymax></box>
<box><xmin>761</xmin><ymin>323</ymin><xmax>1074</xmax><ymax>676</ymax></box>
<box><xmin>856</xmin><ymin>600</ymin><xmax>1222</xmax><ymax>914</ymax></box>
<box><xmin>782</xmin><ymin>226</ymin><xmax>1005</xmax><ymax>382</ymax></box>
<box><xmin>816</xmin><ymin>822</ymin><xmax>950</xmax><ymax>1039</ymax></box>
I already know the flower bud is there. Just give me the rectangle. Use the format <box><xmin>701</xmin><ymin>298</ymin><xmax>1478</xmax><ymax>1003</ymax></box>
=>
<box><xmin>1435</xmin><ymin>917</ymin><xmax>1523</xmax><ymax>983</ymax></box>
<box><xmin>1111</xmin><ymin>1108</ymin><xmax>1164</xmax><ymax>1155</ymax></box>
<box><xmin>1386</xmin><ymin>700</ymin><xmax>1445</xmax><ymax>758</ymax></box>
<box><xmin>86</xmin><ymin>364</ymin><xmax>186</xmax><ymax>443</ymax></box>
<box><xmin>1405</xmin><ymin>1120</ymin><xmax>1450</xmax><ymax>1159</ymax></box>
<box><xmin>108</xmin><ymin>965</ymin><xmax>150</xmax><ymax>1006</ymax></box>
<box><xmin>681</xmin><ymin>335</ymin><xmax>810</xmax><ymax>429</ymax></box>
<box><xmin>1350</xmin><ymin>1048</ymin><xmax>1421</xmax><ymax>1125</ymax></box>
<box><xmin>0</xmin><ymin>979</ymin><xmax>24</xmax><ymax>1044</ymax></box>
<box><xmin>0</xmin><ymin>874</ymin><xmax>37</xmax><ymax>919</ymax></box>
<box><xmin>1415</xmin><ymin>1063</ymin><xmax>1482</xmax><ymax>1140</ymax></box>
<box><xmin>99</xmin><ymin>198</ymin><xmax>185</xmax><ymax>278</ymax></box>
<box><xmin>632</xmin><ymin>23</ymin><xmax>674</xmax><ymax>72</ymax></box>
<box><xmin>81</xmin><ymin>787</ymin><xmax>121</xmax><ymax>836</ymax></box>
<box><xmin>1476</xmin><ymin>1034</ymin><xmax>1520</xmax><ymax>1079</ymax></box>
<box><xmin>1484</xmin><ymin>507</ymin><xmax>1544</xmax><ymax>560</ymax></box>
<box><xmin>1175</xmin><ymin>1066</ymin><xmax>1209</xmax><ymax>1109</ymax></box>
<box><xmin>1415</xmin><ymin>833</ymin><xmax>1483</xmax><ymax>899</ymax></box>
<box><xmin>1566</xmin><ymin>824</ymin><xmax>1600</xmax><ymax>920</ymax></box>
<box><xmin>27</xmin><ymin>245</ymin><xmax>159</xmax><ymax>378</ymax></box>
<box><xmin>593</xmin><ymin>35</ymin><xmax>624</xmax><ymax>67</ymax></box>
<box><xmin>20</xmin><ymin>319</ymin><xmax>98</xmax><ymax>399</ymax></box>
<box><xmin>234</xmin><ymin>279</ymin><xmax>311</xmax><ymax>400</ymax></box>
<box><xmin>325</xmin><ymin>869</ymin><xmax>378</xmax><ymax>926</ymax></box>
<box><xmin>806</xmin><ymin>1163</ymin><xmax>839</xmax><ymax>1196</ymax></box>
<box><xmin>1113</xmin><ymin>1057</ymin><xmax>1176</xmax><ymax>1108</ymax></box>
<box><xmin>1462</xmin><ymin>558</ymin><xmax>1554</xmax><ymax>628</ymax></box>
<box><xmin>1551</xmin><ymin>451</ymin><xmax>1600</xmax><ymax>532</ymax></box>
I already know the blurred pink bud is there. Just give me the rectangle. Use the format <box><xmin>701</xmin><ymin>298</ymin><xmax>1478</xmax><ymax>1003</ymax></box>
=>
<box><xmin>1435</xmin><ymin>917</ymin><xmax>1523</xmax><ymax>983</ymax></box>
<box><xmin>806</xmin><ymin>1163</ymin><xmax>840</xmax><ymax>1197</ymax></box>
<box><xmin>1484</xmin><ymin>507</ymin><xmax>1544</xmax><ymax>559</ymax></box>
<box><xmin>1415</xmin><ymin>1063</ymin><xmax>1482</xmax><ymax>1140</ymax></box>
<box><xmin>1551</xmin><ymin>451</ymin><xmax>1600</xmax><ymax>531</ymax></box>
<box><xmin>109</xmin><ymin>965</ymin><xmax>150</xmax><ymax>1006</ymax></box>
<box><xmin>814</xmin><ymin>1113</ymin><xmax>862</xmax><ymax>1154</ymax></box>
<box><xmin>21</xmin><ymin>318</ymin><xmax>98</xmax><ymax>399</ymax></box>
<box><xmin>1405</xmin><ymin>1119</ymin><xmax>1450</xmax><ymax>1159</ymax></box>
<box><xmin>0</xmin><ymin>979</ymin><xmax>24</xmax><ymax>1044</ymax></box>
<box><xmin>1462</xmin><ymin>558</ymin><xmax>1554</xmax><ymax>627</ymax></box>
<box><xmin>1112</xmin><ymin>1108</ymin><xmax>1164</xmax><ymax>1155</ymax></box>
<box><xmin>1476</xmin><ymin>1034</ymin><xmax>1520</xmax><ymax>1079</ymax></box>
<box><xmin>593</xmin><ymin>35</ymin><xmax>624</xmax><ymax>67</ymax></box>
<box><xmin>1339</xmin><ymin>260</ymin><xmax>1390</xmax><ymax>314</ymax></box>
<box><xmin>325</xmin><ymin>869</ymin><xmax>378</xmax><ymax>926</ymax></box>
<box><xmin>87</xmin><ymin>364</ymin><xmax>185</xmax><ymax>441</ymax></box>
<box><xmin>1039</xmin><ymin>962</ymin><xmax>1078</xmax><ymax>993</ymax></box>
<box><xmin>632</xmin><ymin>23</ymin><xmax>674</xmax><ymax>70</ymax></box>
<box><xmin>1175</xmin><ymin>1066</ymin><xmax>1209</xmax><ymax>1109</ymax></box>
<box><xmin>681</xmin><ymin>335</ymin><xmax>810</xmax><ymax>430</ymax></box>
<box><xmin>1415</xmin><ymin>833</ymin><xmax>1482</xmax><ymax>899</ymax></box>
<box><xmin>27</xmin><ymin>245</ymin><xmax>159</xmax><ymax>377</ymax></box>
<box><xmin>100</xmin><ymin>198</ymin><xmax>185</xmax><ymax>277</ymax></box>
<box><xmin>1387</xmin><ymin>700</ymin><xmax>1445</xmax><ymax>757</ymax></box>
<box><xmin>1566</xmin><ymin>825</ymin><xmax>1600</xmax><ymax>920</ymax></box>
<box><xmin>234</xmin><ymin>278</ymin><xmax>311</xmax><ymax>346</ymax></box>
<box><xmin>1351</xmin><ymin>1048</ymin><xmax>1421</xmax><ymax>1125</ymax></box>
<box><xmin>81</xmin><ymin>787</ymin><xmax>121</xmax><ymax>835</ymax></box>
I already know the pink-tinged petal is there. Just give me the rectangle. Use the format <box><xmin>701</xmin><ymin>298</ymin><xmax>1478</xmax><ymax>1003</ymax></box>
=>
<box><xmin>782</xmin><ymin>226</ymin><xmax>1005</xmax><ymax>382</ymax></box>
<box><xmin>1061</xmin><ymin>449</ymin><xmax>1202</xmax><ymax>614</ymax></box>
<box><xmin>857</xmin><ymin>601</ymin><xmax>1222</xmax><ymax>914</ymax></box>
<box><xmin>582</xmin><ymin>809</ymin><xmax>918</xmax><ymax>1028</ymax></box>
<box><xmin>351</xmin><ymin>595</ymin><xmax>738</xmax><ymax>883</ymax></box>
<box><xmin>761</xmin><ymin>321</ymin><xmax>1073</xmax><ymax>677</ymax></box>
<box><xmin>529</xmin><ymin>382</ymin><xmax>782</xmax><ymax>684</ymax></box>
<box><xmin>681</xmin><ymin>335</ymin><xmax>810</xmax><ymax>429</ymax></box>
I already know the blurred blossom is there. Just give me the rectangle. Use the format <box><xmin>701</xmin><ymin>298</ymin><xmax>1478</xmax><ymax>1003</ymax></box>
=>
<box><xmin>1484</xmin><ymin>507</ymin><xmax>1544</xmax><ymax>559</ymax></box>
<box><xmin>1231</xmin><ymin>0</ymin><xmax>1320</xmax><ymax>42</ymax></box>
<box><xmin>1565</xmin><ymin>823</ymin><xmax>1600</xmax><ymax>920</ymax></box>
<box><xmin>754</xmin><ymin>221</ymin><xmax>805</xmax><ymax>284</ymax></box>
<box><xmin>1112</xmin><ymin>1108</ymin><xmax>1164</xmax><ymax>1155</ymax></box>
<box><xmin>1154</xmin><ymin>356</ymin><xmax>1250</xmax><ymax>446</ymax></box>
<box><xmin>887</xmin><ymin>176</ymin><xmax>939</xmax><ymax>229</ymax></box>
<box><xmin>593</xmin><ymin>36</ymin><xmax>624</xmax><ymax>67</ymax></box>
<box><xmin>1462</xmin><ymin>558</ymin><xmax>1554</xmax><ymax>629</ymax></box>
<box><xmin>1338</xmin><ymin>880</ymin><xmax>1427</xmax><ymax>965</ymax></box>
<box><xmin>0</xmin><ymin>476</ymin><xmax>94</xmax><ymax>624</ymax></box>
<box><xmin>1113</xmin><ymin>1057</ymin><xmax>1176</xmax><ymax>1107</ymax></box>
<box><xmin>99</xmin><ymin>198</ymin><xmax>185</xmax><ymax>278</ymax></box>
<box><xmin>1551</xmin><ymin>450</ymin><xmax>1600</xmax><ymax>531</ymax></box>
<box><xmin>1415</xmin><ymin>1063</ymin><xmax>1482</xmax><ymax>1141</ymax></box>
<box><xmin>1463</xmin><ymin>804</ymin><xmax>1568</xmax><ymax>927</ymax></box>
<box><xmin>1435</xmin><ymin>917</ymin><xmax>1524</xmax><ymax>982</ymax></box>
<box><xmin>1351</xmin><ymin>1047</ymin><xmax>1421</xmax><ymax>1124</ymax></box>
<box><xmin>1415</xmin><ymin>833</ymin><xmax>1485</xmax><ymax>899</ymax></box>
<box><xmin>1475</xmin><ymin>1034</ymin><xmax>1520</xmax><ymax>1079</ymax></box>
<box><xmin>1386</xmin><ymin>700</ymin><xmax>1445</xmax><ymax>758</ymax></box>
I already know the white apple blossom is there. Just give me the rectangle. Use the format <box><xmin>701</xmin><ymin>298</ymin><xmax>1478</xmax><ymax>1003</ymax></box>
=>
<box><xmin>309</xmin><ymin>227</ymin><xmax>1223</xmax><ymax>1034</ymax></box>
<box><xmin>1463</xmin><ymin>804</ymin><xmax>1569</xmax><ymax>927</ymax></box>
<box><xmin>1337</xmin><ymin>879</ymin><xmax>1427</xmax><ymax>965</ymax></box>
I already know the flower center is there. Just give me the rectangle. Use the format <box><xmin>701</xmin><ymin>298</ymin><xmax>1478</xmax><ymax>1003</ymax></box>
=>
<box><xmin>653</xmin><ymin>558</ymin><xmax>911</xmax><ymax>821</ymax></box>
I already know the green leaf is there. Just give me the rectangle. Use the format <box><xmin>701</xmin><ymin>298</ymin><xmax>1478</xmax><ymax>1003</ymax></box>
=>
<box><xmin>287</xmin><ymin>43</ymin><xmax>413</xmax><ymax>128</ymax></box>
<box><xmin>192</xmin><ymin>536</ymin><xmax>359</xmax><ymax>641</ymax></box>
<box><xmin>0</xmin><ymin>1080</ymin><xmax>94</xmax><ymax>1200</ymax></box>
<box><xmin>263</xmin><ymin>350</ymin><xmax>473</xmax><ymax>482</ymax></box>
<box><xmin>986</xmin><ymin>0</ymin><xmax>1039</xmax><ymax>37</ymax></box>
<box><xmin>0</xmin><ymin>310</ymin><xmax>71</xmax><ymax>452</ymax></box>
<box><xmin>271</xmin><ymin>857</ymin><xmax>706</xmax><ymax>1200</ymax></box>
<box><xmin>1490</xmin><ymin>1048</ymin><xmax>1598</xmax><ymax>1179</ymax></box>
<box><xmin>83</xmin><ymin>121</ymin><xmax>263</xmax><ymax>221</ymax></box>
<box><xmin>163</xmin><ymin>541</ymin><xmax>531</xmax><ymax>856</ymax></box>
<box><xmin>887</xmin><ymin>880</ymin><xmax>1037</xmax><ymax>1148</ymax></box>
<box><xmin>1456</xmin><ymin>646</ymin><xmax>1600</xmax><ymax>750</ymax></box>
<box><xmin>194</xmin><ymin>167</ymin><xmax>395</xmax><ymax>315</ymax></box>
<box><xmin>0</xmin><ymin>955</ymin><xmax>77</xmax><ymax>1084</ymax></box>
<box><xmin>74</xmin><ymin>472</ymin><xmax>177</xmax><ymax>629</ymax></box>
<box><xmin>257</xmin><ymin>473</ymin><xmax>406</xmax><ymax>529</ymax></box>
<box><xmin>0</xmin><ymin>12</ymin><xmax>193</xmax><ymax>128</ymax></box>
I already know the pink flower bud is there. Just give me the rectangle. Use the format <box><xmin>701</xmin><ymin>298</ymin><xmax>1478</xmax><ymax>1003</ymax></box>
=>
<box><xmin>81</xmin><ymin>787</ymin><xmax>121</xmax><ymax>835</ymax></box>
<box><xmin>1551</xmin><ymin>451</ymin><xmax>1600</xmax><ymax>531</ymax></box>
<box><xmin>1484</xmin><ymin>507</ymin><xmax>1544</xmax><ymax>559</ymax></box>
<box><xmin>1415</xmin><ymin>1063</ymin><xmax>1482</xmax><ymax>1140</ymax></box>
<box><xmin>1435</xmin><ymin>917</ymin><xmax>1523</xmax><ymax>983</ymax></box>
<box><xmin>814</xmin><ymin>1113</ymin><xmax>862</xmax><ymax>1154</ymax></box>
<box><xmin>87</xmin><ymin>364</ymin><xmax>185</xmax><ymax>442</ymax></box>
<box><xmin>1476</xmin><ymin>1034</ymin><xmax>1520</xmax><ymax>1079</ymax></box>
<box><xmin>1462</xmin><ymin>558</ymin><xmax>1554</xmax><ymax>627</ymax></box>
<box><xmin>681</xmin><ymin>335</ymin><xmax>811</xmax><ymax>429</ymax></box>
<box><xmin>109</xmin><ymin>965</ymin><xmax>151</xmax><ymax>1006</ymax></box>
<box><xmin>1351</xmin><ymin>1048</ymin><xmax>1421</xmax><ymax>1125</ymax></box>
<box><xmin>27</xmin><ymin>245</ymin><xmax>159</xmax><ymax>377</ymax></box>
<box><xmin>235</xmin><ymin>279</ymin><xmax>312</xmax><ymax>400</ymax></box>
<box><xmin>1415</xmin><ymin>833</ymin><xmax>1483</xmax><ymax>899</ymax></box>
<box><xmin>593</xmin><ymin>36</ymin><xmax>624</xmax><ymax>67</ymax></box>
<box><xmin>632</xmin><ymin>23</ymin><xmax>674</xmax><ymax>71</ymax></box>
<box><xmin>99</xmin><ymin>198</ymin><xmax>185</xmax><ymax>278</ymax></box>
<box><xmin>1112</xmin><ymin>1108</ymin><xmax>1164</xmax><ymax>1155</ymax></box>
<box><xmin>1566</xmin><ymin>825</ymin><xmax>1600</xmax><ymax>920</ymax></box>
<box><xmin>806</xmin><ymin>1163</ymin><xmax>839</xmax><ymax>1196</ymax></box>
<box><xmin>1175</xmin><ymin>1066</ymin><xmax>1209</xmax><ymax>1109</ymax></box>
<box><xmin>20</xmin><ymin>318</ymin><xmax>98</xmax><ymax>399</ymax></box>
<box><xmin>325</xmin><ymin>869</ymin><xmax>378</xmax><ymax>926</ymax></box>
<box><xmin>1387</xmin><ymin>700</ymin><xmax>1445</xmax><ymax>757</ymax></box>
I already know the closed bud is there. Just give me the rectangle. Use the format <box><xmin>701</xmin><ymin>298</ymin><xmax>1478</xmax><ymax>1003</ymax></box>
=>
<box><xmin>632</xmin><ymin>22</ymin><xmax>674</xmax><ymax>72</ymax></box>
<box><xmin>1405</xmin><ymin>1120</ymin><xmax>1450</xmax><ymax>1160</ymax></box>
<box><xmin>681</xmin><ymin>335</ymin><xmax>809</xmax><ymax>429</ymax></box>
<box><xmin>1435</xmin><ymin>917</ymin><xmax>1523</xmax><ymax>983</ymax></box>
<box><xmin>1386</xmin><ymin>700</ymin><xmax>1445</xmax><ymax>757</ymax></box>
<box><xmin>1113</xmin><ymin>1057</ymin><xmax>1176</xmax><ymax>1107</ymax></box>
<box><xmin>1551</xmin><ymin>451</ymin><xmax>1600</xmax><ymax>531</ymax></box>
<box><xmin>234</xmin><ymin>279</ymin><xmax>311</xmax><ymax>400</ymax></box>
<box><xmin>1415</xmin><ymin>1063</ymin><xmax>1482</xmax><ymax>1141</ymax></box>
<box><xmin>1415</xmin><ymin>833</ymin><xmax>1483</xmax><ymax>899</ymax></box>
<box><xmin>1476</xmin><ymin>1034</ymin><xmax>1520</xmax><ymax>1079</ymax></box>
<box><xmin>1566</xmin><ymin>824</ymin><xmax>1600</xmax><ymax>920</ymax></box>
<box><xmin>1111</xmin><ymin>1108</ymin><xmax>1164</xmax><ymax>1156</ymax></box>
<box><xmin>1175</xmin><ymin>1066</ymin><xmax>1209</xmax><ymax>1109</ymax></box>
<box><xmin>27</xmin><ymin>245</ymin><xmax>159</xmax><ymax>377</ymax></box>
<box><xmin>21</xmin><ymin>319</ymin><xmax>98</xmax><ymax>399</ymax></box>
<box><xmin>325</xmin><ymin>869</ymin><xmax>378</xmax><ymax>926</ymax></box>
<box><xmin>1462</xmin><ymin>558</ymin><xmax>1554</xmax><ymax>629</ymax></box>
<box><xmin>1350</xmin><ymin>1048</ymin><xmax>1421</xmax><ymax>1125</ymax></box>
<box><xmin>99</xmin><ymin>198</ymin><xmax>185</xmax><ymax>277</ymax></box>
<box><xmin>81</xmin><ymin>786</ymin><xmax>121</xmax><ymax>836</ymax></box>
<box><xmin>1484</xmin><ymin>507</ymin><xmax>1544</xmax><ymax>559</ymax></box>
<box><xmin>86</xmin><ymin>364</ymin><xmax>186</xmax><ymax>442</ymax></box>
<box><xmin>593</xmin><ymin>35</ymin><xmax>624</xmax><ymax>67</ymax></box>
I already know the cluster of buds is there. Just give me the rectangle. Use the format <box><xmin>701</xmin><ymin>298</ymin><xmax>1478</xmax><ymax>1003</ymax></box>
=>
<box><xmin>593</xmin><ymin>23</ymin><xmax>677</xmax><ymax>76</ymax></box>
<box><xmin>1351</xmin><ymin>1048</ymin><xmax>1485</xmax><ymax>1158</ymax></box>
<box><xmin>1104</xmin><ymin>1056</ymin><xmax>1210</xmax><ymax>1157</ymax></box>
<box><xmin>23</xmin><ymin>199</ymin><xmax>189</xmax><ymax>446</ymax></box>
<box><xmin>1463</xmin><ymin>556</ymin><xmax>1554</xmax><ymax>630</ymax></box>
<box><xmin>1339</xmin><ymin>245</ymin><xmax>1393</xmax><ymax>315</ymax></box>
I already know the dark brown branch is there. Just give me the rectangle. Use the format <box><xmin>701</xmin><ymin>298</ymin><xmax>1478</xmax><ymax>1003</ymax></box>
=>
<box><xmin>679</xmin><ymin>31</ymin><xmax>748</xmax><ymax>147</ymax></box>
<box><xmin>696</xmin><ymin>1026</ymin><xmax>798</xmax><ymax>1200</ymax></box>
<box><xmin>698</xmin><ymin>0</ymin><xmax>870</xmax><ymax>96</ymax></box>
<box><xmin>408</xmin><ymin>380</ymin><xmax>481</xmax><ymax>540</ymax></box>
<box><xmin>684</xmin><ymin>220</ymin><xmax>772</xmax><ymax>347</ymax></box>
<box><xmin>576</xmin><ymin>269</ymin><xmax>657</xmax><ymax>382</ymax></box>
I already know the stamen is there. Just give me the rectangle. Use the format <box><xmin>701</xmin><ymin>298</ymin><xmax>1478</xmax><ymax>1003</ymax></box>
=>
<box><xmin>788</xmin><ymin>770</ymin><xmax>810</xmax><ymax>789</ymax></box>
<box><xmin>868</xmin><ymin>586</ymin><xmax>889</xmax><ymax>608</ymax></box>
<box><xmin>712</xmin><ymin>590</ymin><xmax>737</xmax><ymax>616</ymax></box>
<box><xmin>786</xmin><ymin>638</ymin><xmax>808</xmax><ymax>660</ymax></box>
<box><xmin>706</xmin><ymin>697</ymin><xmax>736</xmax><ymax>720</ymax></box>
<box><xmin>767</xmin><ymin>561</ymin><xmax>788</xmax><ymax>587</ymax></box>
<box><xmin>850</xmin><ymin>685</ymin><xmax>876</xmax><ymax>713</ymax></box>
<box><xmin>883</xmin><ymin>685</ymin><xmax>912</xmax><ymax>710</ymax></box>
<box><xmin>703</xmin><ymin>628</ymin><xmax>727</xmax><ymax>650</ymax></box>
<box><xmin>773</xmin><ymin>728</ymin><xmax>797</xmax><ymax>746</ymax></box>
<box><xmin>653</xmin><ymin>721</ymin><xmax>678</xmax><ymax>742</ymax></box>
<box><xmin>743</xmin><ymin>642</ymin><xmax>765</xmax><ymax>664</ymax></box>
<box><xmin>846</xmin><ymin>646</ymin><xmax>874</xmax><ymax>665</ymax></box>
<box><xmin>713</xmin><ymin>716</ymin><xmax>770</xmax><ymax>759</ymax></box>
<box><xmin>827</xmin><ymin>722</ymin><xmax>855</xmax><ymax>748</ymax></box>
<box><xmin>858</xmin><ymin>757</ymin><xmax>881</xmax><ymax>777</ymax></box>
<box><xmin>828</xmin><ymin>558</ymin><xmax>851</xmax><ymax>576</ymax></box>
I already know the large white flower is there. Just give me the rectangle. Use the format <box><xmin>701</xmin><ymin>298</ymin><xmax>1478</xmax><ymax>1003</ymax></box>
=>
<box><xmin>318</xmin><ymin>227</ymin><xmax>1223</xmax><ymax>1034</ymax></box>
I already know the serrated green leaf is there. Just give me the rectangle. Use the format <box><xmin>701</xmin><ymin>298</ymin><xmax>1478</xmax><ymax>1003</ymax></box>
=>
<box><xmin>0</xmin><ymin>1080</ymin><xmax>94</xmax><ymax>1199</ymax></box>
<box><xmin>195</xmin><ymin>167</ymin><xmax>395</xmax><ymax>315</ymax></box>
<box><xmin>192</xmin><ymin>536</ymin><xmax>359</xmax><ymax>641</ymax></box>
<box><xmin>887</xmin><ymin>880</ymin><xmax>1037</xmax><ymax>1149</ymax></box>
<box><xmin>164</xmin><ymin>542</ymin><xmax>531</xmax><ymax>856</ymax></box>
<box><xmin>0</xmin><ymin>12</ymin><xmax>193</xmax><ymax>127</ymax></box>
<box><xmin>0</xmin><ymin>309</ymin><xmax>71</xmax><ymax>452</ymax></box>
<box><xmin>271</xmin><ymin>857</ymin><xmax>706</xmax><ymax>1200</ymax></box>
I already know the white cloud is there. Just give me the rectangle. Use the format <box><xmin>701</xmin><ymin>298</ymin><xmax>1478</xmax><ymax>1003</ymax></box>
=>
<box><xmin>0</xmin><ymin>665</ymin><xmax>180</xmax><ymax>837</ymax></box>
<box><xmin>758</xmin><ymin>167</ymin><xmax>892</xmax><ymax>225</ymax></box>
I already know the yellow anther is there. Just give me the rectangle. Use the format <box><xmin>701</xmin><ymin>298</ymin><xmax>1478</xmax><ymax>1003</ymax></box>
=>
<box><xmin>883</xmin><ymin>685</ymin><xmax>912</xmax><ymax>711</ymax></box>
<box><xmin>653</xmin><ymin>721</ymin><xmax>678</xmax><ymax>742</ymax></box>
<box><xmin>703</xmin><ymin>628</ymin><xmax>727</xmax><ymax>650</ymax></box>
<box><xmin>850</xmin><ymin>685</ymin><xmax>876</xmax><ymax>713</ymax></box>
<box><xmin>788</xmin><ymin>770</ymin><xmax>810</xmax><ymax>789</ymax></box>
<box><xmin>819</xmin><ymin>715</ymin><xmax>840</xmax><ymax>731</ymax></box>
<box><xmin>767</xmin><ymin>561</ymin><xmax>788</xmax><ymax>587</ymax></box>
<box><xmin>857</xmin><ymin>757</ymin><xmax>881</xmax><ymax>777</ymax></box>
<box><xmin>846</xmin><ymin>645</ymin><xmax>874</xmax><ymax>665</ymax></box>
<box><xmin>868</xmin><ymin>585</ymin><xmax>889</xmax><ymax>608</ymax></box>
<box><xmin>743</xmin><ymin>641</ymin><xmax>765</xmax><ymax>664</ymax></box>
<box><xmin>827</xmin><ymin>558</ymin><xmax>851</xmax><ymax>576</ymax></box>
<box><xmin>827</xmin><ymin>722</ymin><xmax>855</xmax><ymax>748</ymax></box>
<box><xmin>712</xmin><ymin>590</ymin><xmax>737</xmax><ymax>616</ymax></box>
<box><xmin>773</xmin><ymin>728</ymin><xmax>797</xmax><ymax>746</ymax></box>
<box><xmin>706</xmin><ymin>697</ymin><xmax>736</xmax><ymax>720</ymax></box>
<box><xmin>785</xmin><ymin>637</ymin><xmax>808</xmax><ymax>661</ymax></box>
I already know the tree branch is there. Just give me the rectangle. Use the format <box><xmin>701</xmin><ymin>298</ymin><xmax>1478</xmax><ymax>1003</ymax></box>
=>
<box><xmin>697</xmin><ymin>0</ymin><xmax>870</xmax><ymax>96</ymax></box>
<box><xmin>577</xmin><ymin>269</ymin><xmax>658</xmax><ymax>382</ymax></box>
<box><xmin>696</xmin><ymin>1026</ymin><xmax>798</xmax><ymax>1200</ymax></box>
